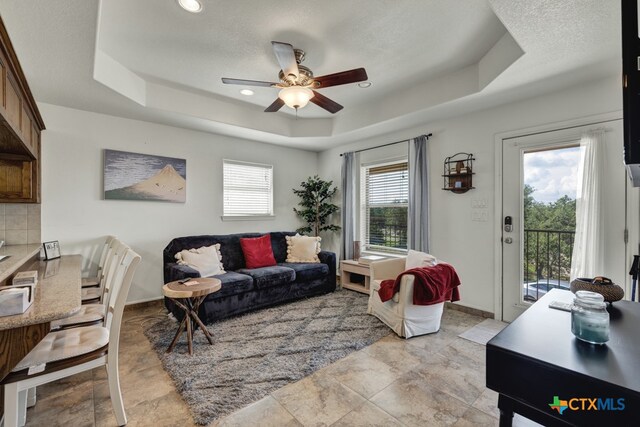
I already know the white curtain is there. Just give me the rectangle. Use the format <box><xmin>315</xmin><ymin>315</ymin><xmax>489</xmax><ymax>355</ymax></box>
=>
<box><xmin>570</xmin><ymin>130</ymin><xmax>605</xmax><ymax>279</ymax></box>
<box><xmin>341</xmin><ymin>152</ymin><xmax>356</xmax><ymax>260</ymax></box>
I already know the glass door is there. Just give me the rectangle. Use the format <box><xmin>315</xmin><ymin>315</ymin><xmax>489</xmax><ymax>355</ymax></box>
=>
<box><xmin>501</xmin><ymin>122</ymin><xmax>638</xmax><ymax>322</ymax></box>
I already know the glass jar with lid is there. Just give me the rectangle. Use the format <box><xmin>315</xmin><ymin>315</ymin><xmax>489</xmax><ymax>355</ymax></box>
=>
<box><xmin>571</xmin><ymin>290</ymin><xmax>610</xmax><ymax>344</ymax></box>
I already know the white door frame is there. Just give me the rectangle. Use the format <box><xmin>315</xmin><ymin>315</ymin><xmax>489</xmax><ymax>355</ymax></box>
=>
<box><xmin>492</xmin><ymin>111</ymin><xmax>622</xmax><ymax>321</ymax></box>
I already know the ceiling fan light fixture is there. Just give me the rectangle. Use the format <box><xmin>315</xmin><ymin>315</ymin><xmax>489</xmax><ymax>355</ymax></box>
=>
<box><xmin>358</xmin><ymin>82</ymin><xmax>372</xmax><ymax>88</ymax></box>
<box><xmin>240</xmin><ymin>89</ymin><xmax>254</xmax><ymax>96</ymax></box>
<box><xmin>278</xmin><ymin>86</ymin><xmax>314</xmax><ymax>109</ymax></box>
<box><xmin>178</xmin><ymin>0</ymin><xmax>203</xmax><ymax>13</ymax></box>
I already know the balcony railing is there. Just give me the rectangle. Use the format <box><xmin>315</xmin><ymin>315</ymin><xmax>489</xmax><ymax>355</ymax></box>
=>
<box><xmin>523</xmin><ymin>229</ymin><xmax>575</xmax><ymax>302</ymax></box>
<box><xmin>368</xmin><ymin>213</ymin><xmax>407</xmax><ymax>251</ymax></box>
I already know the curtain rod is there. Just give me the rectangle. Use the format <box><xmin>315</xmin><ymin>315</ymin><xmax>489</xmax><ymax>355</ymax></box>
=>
<box><xmin>339</xmin><ymin>133</ymin><xmax>432</xmax><ymax>156</ymax></box>
<box><xmin>502</xmin><ymin>118</ymin><xmax>621</xmax><ymax>141</ymax></box>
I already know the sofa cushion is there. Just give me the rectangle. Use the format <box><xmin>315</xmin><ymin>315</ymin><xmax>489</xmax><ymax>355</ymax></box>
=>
<box><xmin>210</xmin><ymin>271</ymin><xmax>254</xmax><ymax>298</ymax></box>
<box><xmin>165</xmin><ymin>263</ymin><xmax>199</xmax><ymax>284</ymax></box>
<box><xmin>285</xmin><ymin>234</ymin><xmax>321</xmax><ymax>263</ymax></box>
<box><xmin>240</xmin><ymin>235</ymin><xmax>277</xmax><ymax>269</ymax></box>
<box><xmin>175</xmin><ymin>244</ymin><xmax>225</xmax><ymax>277</ymax></box>
<box><xmin>405</xmin><ymin>249</ymin><xmax>438</xmax><ymax>270</ymax></box>
<box><xmin>269</xmin><ymin>232</ymin><xmax>296</xmax><ymax>263</ymax></box>
<box><xmin>215</xmin><ymin>234</ymin><xmax>261</xmax><ymax>270</ymax></box>
<box><xmin>236</xmin><ymin>266</ymin><xmax>296</xmax><ymax>288</ymax></box>
<box><xmin>164</xmin><ymin>233</ymin><xmax>262</xmax><ymax>272</ymax></box>
<box><xmin>278</xmin><ymin>262</ymin><xmax>329</xmax><ymax>282</ymax></box>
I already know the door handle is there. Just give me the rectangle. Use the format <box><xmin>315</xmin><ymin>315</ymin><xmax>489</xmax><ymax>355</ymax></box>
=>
<box><xmin>504</xmin><ymin>237</ymin><xmax>513</xmax><ymax>244</ymax></box>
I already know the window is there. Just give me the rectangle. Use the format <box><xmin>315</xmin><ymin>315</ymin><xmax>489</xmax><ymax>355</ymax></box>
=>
<box><xmin>361</xmin><ymin>160</ymin><xmax>408</xmax><ymax>253</ymax></box>
<box><xmin>223</xmin><ymin>160</ymin><xmax>273</xmax><ymax>217</ymax></box>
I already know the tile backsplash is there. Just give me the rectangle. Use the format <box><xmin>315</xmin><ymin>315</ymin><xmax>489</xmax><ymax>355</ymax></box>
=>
<box><xmin>0</xmin><ymin>204</ymin><xmax>41</xmax><ymax>245</ymax></box>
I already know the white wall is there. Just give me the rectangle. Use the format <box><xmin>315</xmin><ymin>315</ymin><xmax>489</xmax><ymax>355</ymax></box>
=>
<box><xmin>318</xmin><ymin>75</ymin><xmax>624</xmax><ymax>314</ymax></box>
<box><xmin>40</xmin><ymin>103</ymin><xmax>318</xmax><ymax>303</ymax></box>
<box><xmin>38</xmin><ymin>74</ymin><xmax>627</xmax><ymax>312</ymax></box>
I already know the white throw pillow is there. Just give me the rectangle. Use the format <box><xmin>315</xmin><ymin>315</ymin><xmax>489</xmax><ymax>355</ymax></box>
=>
<box><xmin>175</xmin><ymin>244</ymin><xmax>225</xmax><ymax>277</ymax></box>
<box><xmin>286</xmin><ymin>234</ymin><xmax>321</xmax><ymax>263</ymax></box>
<box><xmin>405</xmin><ymin>249</ymin><xmax>437</xmax><ymax>270</ymax></box>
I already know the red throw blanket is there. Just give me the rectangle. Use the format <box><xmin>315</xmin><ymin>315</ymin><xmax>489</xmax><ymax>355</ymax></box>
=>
<box><xmin>378</xmin><ymin>263</ymin><xmax>461</xmax><ymax>305</ymax></box>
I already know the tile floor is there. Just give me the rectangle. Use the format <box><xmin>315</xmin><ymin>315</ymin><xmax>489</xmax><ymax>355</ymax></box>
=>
<box><xmin>22</xmin><ymin>302</ymin><xmax>539</xmax><ymax>427</ymax></box>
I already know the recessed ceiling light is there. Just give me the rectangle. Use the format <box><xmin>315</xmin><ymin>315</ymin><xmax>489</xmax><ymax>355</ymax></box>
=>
<box><xmin>240</xmin><ymin>89</ymin><xmax>254</xmax><ymax>96</ymax></box>
<box><xmin>358</xmin><ymin>82</ymin><xmax>372</xmax><ymax>88</ymax></box>
<box><xmin>178</xmin><ymin>0</ymin><xmax>203</xmax><ymax>13</ymax></box>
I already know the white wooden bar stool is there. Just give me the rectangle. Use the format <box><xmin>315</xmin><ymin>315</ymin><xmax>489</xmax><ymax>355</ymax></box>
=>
<box><xmin>81</xmin><ymin>239</ymin><xmax>124</xmax><ymax>304</ymax></box>
<box><xmin>2</xmin><ymin>247</ymin><xmax>141</xmax><ymax>427</ymax></box>
<box><xmin>82</xmin><ymin>236</ymin><xmax>116</xmax><ymax>288</ymax></box>
<box><xmin>52</xmin><ymin>239</ymin><xmax>125</xmax><ymax>331</ymax></box>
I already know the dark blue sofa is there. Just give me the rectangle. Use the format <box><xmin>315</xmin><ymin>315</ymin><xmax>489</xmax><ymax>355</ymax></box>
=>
<box><xmin>163</xmin><ymin>232</ymin><xmax>336</xmax><ymax>323</ymax></box>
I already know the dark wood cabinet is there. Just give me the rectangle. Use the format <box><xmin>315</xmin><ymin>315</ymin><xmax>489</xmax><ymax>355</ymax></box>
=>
<box><xmin>0</xmin><ymin>16</ymin><xmax>45</xmax><ymax>203</ymax></box>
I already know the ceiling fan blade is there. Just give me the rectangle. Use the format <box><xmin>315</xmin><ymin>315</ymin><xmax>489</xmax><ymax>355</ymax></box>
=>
<box><xmin>221</xmin><ymin>78</ymin><xmax>278</xmax><ymax>87</ymax></box>
<box><xmin>271</xmin><ymin>41</ymin><xmax>299</xmax><ymax>81</ymax></box>
<box><xmin>312</xmin><ymin>68</ymin><xmax>368</xmax><ymax>88</ymax></box>
<box><xmin>264</xmin><ymin>98</ymin><xmax>285</xmax><ymax>112</ymax></box>
<box><xmin>310</xmin><ymin>90</ymin><xmax>343</xmax><ymax>114</ymax></box>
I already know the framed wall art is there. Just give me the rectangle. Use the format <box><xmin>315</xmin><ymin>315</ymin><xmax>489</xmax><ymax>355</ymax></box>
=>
<box><xmin>103</xmin><ymin>149</ymin><xmax>187</xmax><ymax>203</ymax></box>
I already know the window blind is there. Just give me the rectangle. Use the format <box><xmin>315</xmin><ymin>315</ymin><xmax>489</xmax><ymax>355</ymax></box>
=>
<box><xmin>223</xmin><ymin>160</ymin><xmax>273</xmax><ymax>216</ymax></box>
<box><xmin>363</xmin><ymin>160</ymin><xmax>408</xmax><ymax>252</ymax></box>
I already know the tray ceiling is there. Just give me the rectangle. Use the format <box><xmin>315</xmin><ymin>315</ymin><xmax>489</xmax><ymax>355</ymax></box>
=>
<box><xmin>0</xmin><ymin>0</ymin><xmax>621</xmax><ymax>150</ymax></box>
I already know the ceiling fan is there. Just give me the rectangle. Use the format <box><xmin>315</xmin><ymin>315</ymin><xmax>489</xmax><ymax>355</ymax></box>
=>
<box><xmin>221</xmin><ymin>41</ymin><xmax>368</xmax><ymax>114</ymax></box>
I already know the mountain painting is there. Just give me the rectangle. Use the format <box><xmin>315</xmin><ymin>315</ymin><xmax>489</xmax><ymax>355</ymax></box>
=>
<box><xmin>104</xmin><ymin>150</ymin><xmax>186</xmax><ymax>202</ymax></box>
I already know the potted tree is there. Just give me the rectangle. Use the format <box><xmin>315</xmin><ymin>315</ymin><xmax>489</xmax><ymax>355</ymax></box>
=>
<box><xmin>293</xmin><ymin>176</ymin><xmax>341</xmax><ymax>236</ymax></box>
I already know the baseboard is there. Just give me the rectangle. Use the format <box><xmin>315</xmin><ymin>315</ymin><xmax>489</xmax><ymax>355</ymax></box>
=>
<box><xmin>445</xmin><ymin>302</ymin><xmax>494</xmax><ymax>319</ymax></box>
<box><xmin>124</xmin><ymin>297</ymin><xmax>164</xmax><ymax>311</ymax></box>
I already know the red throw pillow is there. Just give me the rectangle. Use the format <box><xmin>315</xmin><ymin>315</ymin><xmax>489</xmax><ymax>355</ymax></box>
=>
<box><xmin>240</xmin><ymin>234</ymin><xmax>277</xmax><ymax>269</ymax></box>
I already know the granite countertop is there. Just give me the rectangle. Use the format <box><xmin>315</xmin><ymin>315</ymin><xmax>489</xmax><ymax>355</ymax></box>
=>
<box><xmin>0</xmin><ymin>243</ymin><xmax>42</xmax><ymax>283</ymax></box>
<box><xmin>0</xmin><ymin>254</ymin><xmax>82</xmax><ymax>330</ymax></box>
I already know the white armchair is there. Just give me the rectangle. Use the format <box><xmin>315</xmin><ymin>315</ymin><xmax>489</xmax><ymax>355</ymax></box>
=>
<box><xmin>367</xmin><ymin>257</ymin><xmax>444</xmax><ymax>338</ymax></box>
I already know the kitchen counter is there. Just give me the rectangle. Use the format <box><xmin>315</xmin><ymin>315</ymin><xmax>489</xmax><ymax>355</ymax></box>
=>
<box><xmin>0</xmin><ymin>254</ymin><xmax>82</xmax><ymax>330</ymax></box>
<box><xmin>0</xmin><ymin>243</ymin><xmax>42</xmax><ymax>283</ymax></box>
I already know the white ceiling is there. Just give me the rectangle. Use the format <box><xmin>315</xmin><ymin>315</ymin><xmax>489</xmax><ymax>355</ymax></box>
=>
<box><xmin>99</xmin><ymin>0</ymin><xmax>507</xmax><ymax>117</ymax></box>
<box><xmin>0</xmin><ymin>0</ymin><xmax>621</xmax><ymax>151</ymax></box>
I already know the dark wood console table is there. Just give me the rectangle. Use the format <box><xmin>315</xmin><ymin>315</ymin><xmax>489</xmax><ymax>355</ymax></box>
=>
<box><xmin>487</xmin><ymin>289</ymin><xmax>640</xmax><ymax>426</ymax></box>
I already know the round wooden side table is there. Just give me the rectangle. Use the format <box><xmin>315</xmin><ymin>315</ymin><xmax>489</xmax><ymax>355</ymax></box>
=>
<box><xmin>162</xmin><ymin>277</ymin><xmax>221</xmax><ymax>355</ymax></box>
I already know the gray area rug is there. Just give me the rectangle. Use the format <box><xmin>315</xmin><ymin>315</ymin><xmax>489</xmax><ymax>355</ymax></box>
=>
<box><xmin>144</xmin><ymin>290</ymin><xmax>390</xmax><ymax>425</ymax></box>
